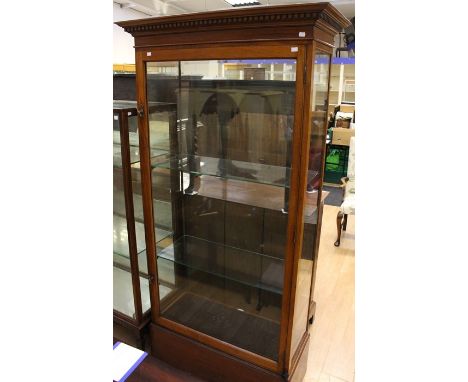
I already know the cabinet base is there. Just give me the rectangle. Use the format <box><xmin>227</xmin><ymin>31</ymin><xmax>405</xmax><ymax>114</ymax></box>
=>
<box><xmin>113</xmin><ymin>314</ymin><xmax>151</xmax><ymax>350</ymax></box>
<box><xmin>289</xmin><ymin>334</ymin><xmax>310</xmax><ymax>382</ymax></box>
<box><xmin>150</xmin><ymin>324</ymin><xmax>309</xmax><ymax>382</ymax></box>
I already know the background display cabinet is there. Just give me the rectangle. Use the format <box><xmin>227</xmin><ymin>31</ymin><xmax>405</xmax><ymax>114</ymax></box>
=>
<box><xmin>116</xmin><ymin>3</ymin><xmax>349</xmax><ymax>381</ymax></box>
<box><xmin>113</xmin><ymin>100</ymin><xmax>176</xmax><ymax>347</ymax></box>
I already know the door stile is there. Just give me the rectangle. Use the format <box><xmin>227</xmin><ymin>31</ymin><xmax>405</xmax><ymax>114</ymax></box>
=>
<box><xmin>135</xmin><ymin>50</ymin><xmax>162</xmax><ymax>323</ymax></box>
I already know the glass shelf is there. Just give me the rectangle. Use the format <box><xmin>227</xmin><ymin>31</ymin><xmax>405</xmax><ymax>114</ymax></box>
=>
<box><xmin>113</xmin><ymin>143</ymin><xmax>169</xmax><ymax>168</ymax></box>
<box><xmin>113</xmin><ymin>213</ymin><xmax>172</xmax><ymax>258</ymax></box>
<box><xmin>114</xmin><ymin>189</ymin><xmax>172</xmax><ymax>229</ymax></box>
<box><xmin>113</xmin><ymin>214</ymin><xmax>147</xmax><ymax>256</ymax></box>
<box><xmin>114</xmin><ymin>249</ymin><xmax>149</xmax><ymax>275</ymax></box>
<box><xmin>157</xmin><ymin>235</ymin><xmax>284</xmax><ymax>295</ymax></box>
<box><xmin>154</xmin><ymin>155</ymin><xmax>291</xmax><ymax>188</ymax></box>
<box><xmin>180</xmin><ymin>175</ymin><xmax>319</xmax><ymax>223</ymax></box>
<box><xmin>113</xmin><ymin>100</ymin><xmax>137</xmax><ymax>110</ymax></box>
<box><xmin>113</xmin><ymin>130</ymin><xmax>138</xmax><ymax>146</ymax></box>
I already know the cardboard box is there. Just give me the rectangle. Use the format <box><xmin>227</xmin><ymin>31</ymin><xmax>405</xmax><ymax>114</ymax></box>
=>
<box><xmin>331</xmin><ymin>127</ymin><xmax>355</xmax><ymax>146</ymax></box>
<box><xmin>336</xmin><ymin>118</ymin><xmax>351</xmax><ymax>128</ymax></box>
<box><xmin>339</xmin><ymin>104</ymin><xmax>355</xmax><ymax>113</ymax></box>
<box><xmin>335</xmin><ymin>111</ymin><xmax>354</xmax><ymax>127</ymax></box>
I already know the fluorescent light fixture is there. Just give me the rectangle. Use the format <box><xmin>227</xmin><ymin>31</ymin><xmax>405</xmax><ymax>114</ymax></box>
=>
<box><xmin>120</xmin><ymin>2</ymin><xmax>136</xmax><ymax>9</ymax></box>
<box><xmin>224</xmin><ymin>0</ymin><xmax>261</xmax><ymax>7</ymax></box>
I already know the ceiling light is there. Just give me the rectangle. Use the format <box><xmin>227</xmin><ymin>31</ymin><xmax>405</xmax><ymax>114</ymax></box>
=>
<box><xmin>224</xmin><ymin>0</ymin><xmax>261</xmax><ymax>7</ymax></box>
<box><xmin>120</xmin><ymin>2</ymin><xmax>136</xmax><ymax>9</ymax></box>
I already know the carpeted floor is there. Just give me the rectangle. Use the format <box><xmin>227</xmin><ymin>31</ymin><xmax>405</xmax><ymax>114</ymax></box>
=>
<box><xmin>323</xmin><ymin>185</ymin><xmax>343</xmax><ymax>207</ymax></box>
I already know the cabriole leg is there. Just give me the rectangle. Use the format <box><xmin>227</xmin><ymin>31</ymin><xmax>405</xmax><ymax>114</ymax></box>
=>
<box><xmin>335</xmin><ymin>211</ymin><xmax>344</xmax><ymax>247</ymax></box>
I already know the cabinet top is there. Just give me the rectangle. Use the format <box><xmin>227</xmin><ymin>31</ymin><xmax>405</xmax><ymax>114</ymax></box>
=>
<box><xmin>116</xmin><ymin>2</ymin><xmax>350</xmax><ymax>46</ymax></box>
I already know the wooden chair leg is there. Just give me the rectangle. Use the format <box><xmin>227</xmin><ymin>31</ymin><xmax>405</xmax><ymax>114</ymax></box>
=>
<box><xmin>335</xmin><ymin>211</ymin><xmax>344</xmax><ymax>247</ymax></box>
<box><xmin>343</xmin><ymin>214</ymin><xmax>348</xmax><ymax>231</ymax></box>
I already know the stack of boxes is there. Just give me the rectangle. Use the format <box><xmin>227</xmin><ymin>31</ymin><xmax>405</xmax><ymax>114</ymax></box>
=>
<box><xmin>331</xmin><ymin>104</ymin><xmax>355</xmax><ymax>146</ymax></box>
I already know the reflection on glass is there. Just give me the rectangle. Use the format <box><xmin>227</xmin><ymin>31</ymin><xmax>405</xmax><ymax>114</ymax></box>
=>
<box><xmin>147</xmin><ymin>100</ymin><xmax>178</xmax><ymax>305</ymax></box>
<box><xmin>113</xmin><ymin>267</ymin><xmax>135</xmax><ymax>317</ymax></box>
<box><xmin>146</xmin><ymin>59</ymin><xmax>297</xmax><ymax>360</ymax></box>
<box><xmin>290</xmin><ymin>53</ymin><xmax>330</xmax><ymax>356</ymax></box>
<box><xmin>330</xmin><ymin>63</ymin><xmax>355</xmax><ymax>105</ymax></box>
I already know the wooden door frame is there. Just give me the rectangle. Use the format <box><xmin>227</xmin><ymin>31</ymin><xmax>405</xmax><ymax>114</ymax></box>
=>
<box><xmin>116</xmin><ymin>108</ymin><xmax>144</xmax><ymax>325</ymax></box>
<box><xmin>135</xmin><ymin>42</ymin><xmax>309</xmax><ymax>373</ymax></box>
<box><xmin>307</xmin><ymin>41</ymin><xmax>334</xmax><ymax>319</ymax></box>
<box><xmin>283</xmin><ymin>41</ymin><xmax>334</xmax><ymax>374</ymax></box>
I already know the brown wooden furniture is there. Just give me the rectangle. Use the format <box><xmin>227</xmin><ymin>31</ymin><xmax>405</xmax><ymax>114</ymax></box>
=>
<box><xmin>334</xmin><ymin>177</ymin><xmax>349</xmax><ymax>247</ymax></box>
<box><xmin>113</xmin><ymin>339</ymin><xmax>204</xmax><ymax>382</ymax></box>
<box><xmin>116</xmin><ymin>3</ymin><xmax>349</xmax><ymax>381</ymax></box>
<box><xmin>113</xmin><ymin>101</ymin><xmax>151</xmax><ymax>348</ymax></box>
<box><xmin>335</xmin><ymin>135</ymin><xmax>355</xmax><ymax>247</ymax></box>
<box><xmin>122</xmin><ymin>355</ymin><xmax>204</xmax><ymax>382</ymax></box>
<box><xmin>113</xmin><ymin>101</ymin><xmax>177</xmax><ymax>348</ymax></box>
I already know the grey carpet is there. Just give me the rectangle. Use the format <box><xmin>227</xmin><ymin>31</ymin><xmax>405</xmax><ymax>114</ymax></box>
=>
<box><xmin>323</xmin><ymin>185</ymin><xmax>343</xmax><ymax>207</ymax></box>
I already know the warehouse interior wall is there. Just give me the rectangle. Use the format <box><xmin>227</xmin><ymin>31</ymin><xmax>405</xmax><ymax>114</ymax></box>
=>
<box><xmin>113</xmin><ymin>3</ymin><xmax>149</xmax><ymax>64</ymax></box>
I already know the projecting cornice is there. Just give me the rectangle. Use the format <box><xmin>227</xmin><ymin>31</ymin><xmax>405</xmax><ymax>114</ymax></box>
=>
<box><xmin>116</xmin><ymin>3</ymin><xmax>350</xmax><ymax>37</ymax></box>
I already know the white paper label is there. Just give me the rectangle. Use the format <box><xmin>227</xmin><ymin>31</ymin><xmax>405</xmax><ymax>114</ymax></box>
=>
<box><xmin>291</xmin><ymin>47</ymin><xmax>298</xmax><ymax>52</ymax></box>
<box><xmin>113</xmin><ymin>342</ymin><xmax>147</xmax><ymax>382</ymax></box>
<box><xmin>299</xmin><ymin>32</ymin><xmax>306</xmax><ymax>37</ymax></box>
<box><xmin>146</xmin><ymin>52</ymin><xmax>152</xmax><ymax>56</ymax></box>
<box><xmin>114</xmin><ymin>116</ymin><xmax>118</xmax><ymax>120</ymax></box>
<box><xmin>128</xmin><ymin>112</ymin><xmax>132</xmax><ymax>116</ymax></box>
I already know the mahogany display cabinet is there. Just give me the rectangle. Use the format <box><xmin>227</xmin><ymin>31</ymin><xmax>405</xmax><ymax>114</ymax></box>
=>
<box><xmin>116</xmin><ymin>3</ymin><xmax>349</xmax><ymax>381</ymax></box>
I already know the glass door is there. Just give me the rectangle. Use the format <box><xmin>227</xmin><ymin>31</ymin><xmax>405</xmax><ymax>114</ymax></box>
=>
<box><xmin>143</xmin><ymin>53</ymin><xmax>300</xmax><ymax>364</ymax></box>
<box><xmin>289</xmin><ymin>51</ymin><xmax>331</xmax><ymax>360</ymax></box>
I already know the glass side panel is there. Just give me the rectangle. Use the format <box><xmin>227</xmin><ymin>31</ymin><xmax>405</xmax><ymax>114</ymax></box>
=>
<box><xmin>113</xmin><ymin>266</ymin><xmax>135</xmax><ymax>318</ymax></box>
<box><xmin>146</xmin><ymin>59</ymin><xmax>297</xmax><ymax>361</ymax></box>
<box><xmin>113</xmin><ymin>266</ymin><xmax>156</xmax><ymax>317</ymax></box>
<box><xmin>290</xmin><ymin>53</ymin><xmax>330</xmax><ymax>357</ymax></box>
<box><xmin>113</xmin><ymin>113</ymin><xmax>135</xmax><ymax>319</ymax></box>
